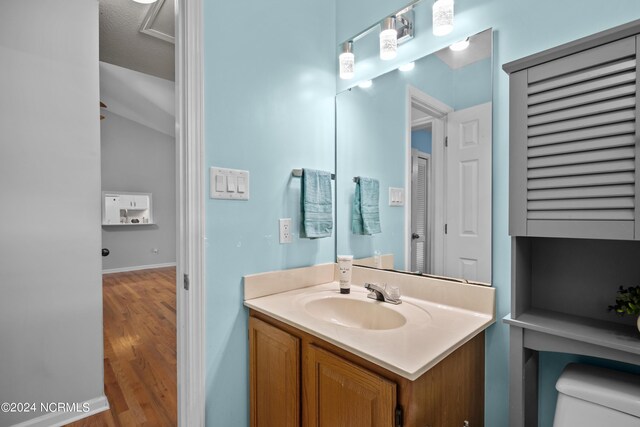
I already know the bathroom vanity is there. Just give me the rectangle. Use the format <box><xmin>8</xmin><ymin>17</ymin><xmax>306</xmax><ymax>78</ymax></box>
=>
<box><xmin>244</xmin><ymin>264</ymin><xmax>495</xmax><ymax>427</ymax></box>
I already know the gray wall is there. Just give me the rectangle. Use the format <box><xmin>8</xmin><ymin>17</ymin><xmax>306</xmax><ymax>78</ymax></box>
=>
<box><xmin>0</xmin><ymin>1</ymin><xmax>105</xmax><ymax>425</ymax></box>
<box><xmin>101</xmin><ymin>110</ymin><xmax>176</xmax><ymax>271</ymax></box>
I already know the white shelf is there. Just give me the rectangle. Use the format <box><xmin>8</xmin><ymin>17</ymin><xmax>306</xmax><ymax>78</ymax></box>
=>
<box><xmin>504</xmin><ymin>309</ymin><xmax>640</xmax><ymax>365</ymax></box>
<box><xmin>102</xmin><ymin>223</ymin><xmax>156</xmax><ymax>226</ymax></box>
<box><xmin>102</xmin><ymin>191</ymin><xmax>153</xmax><ymax>226</ymax></box>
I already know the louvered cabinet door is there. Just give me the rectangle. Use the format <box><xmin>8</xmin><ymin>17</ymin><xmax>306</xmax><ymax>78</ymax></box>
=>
<box><xmin>510</xmin><ymin>35</ymin><xmax>640</xmax><ymax>240</ymax></box>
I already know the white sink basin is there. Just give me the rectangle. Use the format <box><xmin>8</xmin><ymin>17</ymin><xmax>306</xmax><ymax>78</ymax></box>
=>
<box><xmin>304</xmin><ymin>297</ymin><xmax>407</xmax><ymax>330</ymax></box>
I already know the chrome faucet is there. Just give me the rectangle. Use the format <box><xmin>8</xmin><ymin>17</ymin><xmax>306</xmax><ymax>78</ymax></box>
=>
<box><xmin>364</xmin><ymin>283</ymin><xmax>401</xmax><ymax>305</ymax></box>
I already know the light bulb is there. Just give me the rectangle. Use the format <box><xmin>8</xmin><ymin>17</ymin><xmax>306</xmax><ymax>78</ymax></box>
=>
<box><xmin>450</xmin><ymin>38</ymin><xmax>469</xmax><ymax>51</ymax></box>
<box><xmin>339</xmin><ymin>42</ymin><xmax>355</xmax><ymax>80</ymax></box>
<box><xmin>433</xmin><ymin>0</ymin><xmax>454</xmax><ymax>36</ymax></box>
<box><xmin>379</xmin><ymin>17</ymin><xmax>397</xmax><ymax>60</ymax></box>
<box><xmin>399</xmin><ymin>62</ymin><xmax>415</xmax><ymax>72</ymax></box>
<box><xmin>358</xmin><ymin>80</ymin><xmax>373</xmax><ymax>89</ymax></box>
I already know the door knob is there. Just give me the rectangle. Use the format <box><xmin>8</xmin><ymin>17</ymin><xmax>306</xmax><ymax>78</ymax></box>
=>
<box><xmin>102</xmin><ymin>248</ymin><xmax>110</xmax><ymax>257</ymax></box>
<box><xmin>411</xmin><ymin>233</ymin><xmax>420</xmax><ymax>239</ymax></box>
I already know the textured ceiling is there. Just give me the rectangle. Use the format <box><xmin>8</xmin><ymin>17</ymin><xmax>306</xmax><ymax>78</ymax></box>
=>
<box><xmin>99</xmin><ymin>0</ymin><xmax>175</xmax><ymax>81</ymax></box>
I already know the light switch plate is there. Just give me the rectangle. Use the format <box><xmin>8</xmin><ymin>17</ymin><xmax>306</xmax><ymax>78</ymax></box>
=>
<box><xmin>389</xmin><ymin>187</ymin><xmax>405</xmax><ymax>207</ymax></box>
<box><xmin>210</xmin><ymin>167</ymin><xmax>250</xmax><ymax>200</ymax></box>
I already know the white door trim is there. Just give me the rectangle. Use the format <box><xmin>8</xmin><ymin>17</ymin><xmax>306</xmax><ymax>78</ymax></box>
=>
<box><xmin>176</xmin><ymin>0</ymin><xmax>205</xmax><ymax>426</ymax></box>
<box><xmin>405</xmin><ymin>85</ymin><xmax>452</xmax><ymax>273</ymax></box>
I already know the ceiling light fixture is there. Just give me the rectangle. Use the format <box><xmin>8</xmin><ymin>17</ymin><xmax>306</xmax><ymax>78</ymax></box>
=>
<box><xmin>399</xmin><ymin>62</ymin><xmax>415</xmax><ymax>72</ymax></box>
<box><xmin>433</xmin><ymin>0</ymin><xmax>454</xmax><ymax>36</ymax></box>
<box><xmin>379</xmin><ymin>17</ymin><xmax>398</xmax><ymax>60</ymax></box>
<box><xmin>449</xmin><ymin>38</ymin><xmax>469</xmax><ymax>51</ymax></box>
<box><xmin>358</xmin><ymin>80</ymin><xmax>373</xmax><ymax>89</ymax></box>
<box><xmin>339</xmin><ymin>41</ymin><xmax>355</xmax><ymax>80</ymax></box>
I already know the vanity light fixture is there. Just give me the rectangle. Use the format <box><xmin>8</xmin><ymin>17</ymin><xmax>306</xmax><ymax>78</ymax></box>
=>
<box><xmin>433</xmin><ymin>0</ymin><xmax>454</xmax><ymax>36</ymax></box>
<box><xmin>339</xmin><ymin>41</ymin><xmax>355</xmax><ymax>80</ymax></box>
<box><xmin>399</xmin><ymin>62</ymin><xmax>416</xmax><ymax>71</ymax></box>
<box><xmin>358</xmin><ymin>80</ymin><xmax>373</xmax><ymax>89</ymax></box>
<box><xmin>449</xmin><ymin>38</ymin><xmax>469</xmax><ymax>51</ymax></box>
<box><xmin>379</xmin><ymin>17</ymin><xmax>398</xmax><ymax>60</ymax></box>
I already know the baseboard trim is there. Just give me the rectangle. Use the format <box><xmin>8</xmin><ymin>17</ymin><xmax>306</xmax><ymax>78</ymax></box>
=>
<box><xmin>102</xmin><ymin>262</ymin><xmax>177</xmax><ymax>274</ymax></box>
<box><xmin>11</xmin><ymin>395</ymin><xmax>109</xmax><ymax>427</ymax></box>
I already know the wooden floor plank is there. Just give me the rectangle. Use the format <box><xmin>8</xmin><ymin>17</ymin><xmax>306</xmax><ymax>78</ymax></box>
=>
<box><xmin>66</xmin><ymin>267</ymin><xmax>176</xmax><ymax>427</ymax></box>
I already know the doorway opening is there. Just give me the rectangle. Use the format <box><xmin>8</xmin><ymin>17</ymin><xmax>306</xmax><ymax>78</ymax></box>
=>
<box><xmin>68</xmin><ymin>0</ymin><xmax>204</xmax><ymax>425</ymax></box>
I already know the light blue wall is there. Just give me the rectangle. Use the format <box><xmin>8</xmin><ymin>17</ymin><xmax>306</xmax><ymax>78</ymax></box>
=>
<box><xmin>203</xmin><ymin>0</ymin><xmax>336</xmax><ymax>424</ymax></box>
<box><xmin>333</xmin><ymin>1</ymin><xmax>640</xmax><ymax>427</ymax></box>
<box><xmin>411</xmin><ymin>129</ymin><xmax>432</xmax><ymax>154</ymax></box>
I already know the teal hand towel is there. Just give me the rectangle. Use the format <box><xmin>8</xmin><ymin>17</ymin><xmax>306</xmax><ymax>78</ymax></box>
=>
<box><xmin>352</xmin><ymin>177</ymin><xmax>381</xmax><ymax>235</ymax></box>
<box><xmin>300</xmin><ymin>169</ymin><xmax>333</xmax><ymax>239</ymax></box>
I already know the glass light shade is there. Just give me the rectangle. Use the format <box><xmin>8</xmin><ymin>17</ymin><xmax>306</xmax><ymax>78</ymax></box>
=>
<box><xmin>358</xmin><ymin>80</ymin><xmax>373</xmax><ymax>89</ymax></box>
<box><xmin>433</xmin><ymin>0</ymin><xmax>454</xmax><ymax>36</ymax></box>
<box><xmin>379</xmin><ymin>29</ymin><xmax>398</xmax><ymax>60</ymax></box>
<box><xmin>339</xmin><ymin>52</ymin><xmax>355</xmax><ymax>80</ymax></box>
<box><xmin>399</xmin><ymin>62</ymin><xmax>415</xmax><ymax>72</ymax></box>
<box><xmin>449</xmin><ymin>38</ymin><xmax>469</xmax><ymax>51</ymax></box>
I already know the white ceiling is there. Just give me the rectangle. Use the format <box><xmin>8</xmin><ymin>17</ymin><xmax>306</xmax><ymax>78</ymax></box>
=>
<box><xmin>99</xmin><ymin>0</ymin><xmax>175</xmax><ymax>81</ymax></box>
<box><xmin>435</xmin><ymin>29</ymin><xmax>492</xmax><ymax>70</ymax></box>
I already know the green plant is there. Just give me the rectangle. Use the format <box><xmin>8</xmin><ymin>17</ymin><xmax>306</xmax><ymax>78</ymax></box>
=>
<box><xmin>608</xmin><ymin>286</ymin><xmax>640</xmax><ymax>316</ymax></box>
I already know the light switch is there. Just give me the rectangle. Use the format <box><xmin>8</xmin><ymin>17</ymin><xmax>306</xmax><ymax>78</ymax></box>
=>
<box><xmin>237</xmin><ymin>176</ymin><xmax>246</xmax><ymax>193</ymax></box>
<box><xmin>389</xmin><ymin>187</ymin><xmax>405</xmax><ymax>207</ymax></box>
<box><xmin>210</xmin><ymin>167</ymin><xmax>250</xmax><ymax>200</ymax></box>
<box><xmin>227</xmin><ymin>176</ymin><xmax>237</xmax><ymax>192</ymax></box>
<box><xmin>215</xmin><ymin>174</ymin><xmax>226</xmax><ymax>192</ymax></box>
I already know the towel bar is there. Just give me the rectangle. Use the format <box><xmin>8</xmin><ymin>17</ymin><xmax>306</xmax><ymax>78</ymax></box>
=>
<box><xmin>291</xmin><ymin>169</ymin><xmax>335</xmax><ymax>180</ymax></box>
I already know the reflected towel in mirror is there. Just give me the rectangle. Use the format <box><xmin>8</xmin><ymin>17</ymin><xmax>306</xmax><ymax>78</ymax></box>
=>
<box><xmin>352</xmin><ymin>177</ymin><xmax>381</xmax><ymax>235</ymax></box>
<box><xmin>300</xmin><ymin>169</ymin><xmax>333</xmax><ymax>238</ymax></box>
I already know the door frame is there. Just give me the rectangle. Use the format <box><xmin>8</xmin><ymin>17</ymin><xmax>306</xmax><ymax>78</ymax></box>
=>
<box><xmin>404</xmin><ymin>85</ymin><xmax>452</xmax><ymax>273</ymax></box>
<box><xmin>176</xmin><ymin>0</ymin><xmax>205</xmax><ymax>426</ymax></box>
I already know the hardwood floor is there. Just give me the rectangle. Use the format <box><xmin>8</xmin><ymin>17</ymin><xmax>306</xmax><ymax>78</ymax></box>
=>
<box><xmin>67</xmin><ymin>267</ymin><xmax>177</xmax><ymax>427</ymax></box>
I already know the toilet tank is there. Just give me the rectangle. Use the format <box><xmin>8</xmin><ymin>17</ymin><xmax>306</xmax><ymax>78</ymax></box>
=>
<box><xmin>553</xmin><ymin>363</ymin><xmax>640</xmax><ymax>427</ymax></box>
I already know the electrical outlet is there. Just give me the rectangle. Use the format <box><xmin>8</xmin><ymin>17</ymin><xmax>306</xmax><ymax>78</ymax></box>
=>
<box><xmin>279</xmin><ymin>218</ymin><xmax>292</xmax><ymax>244</ymax></box>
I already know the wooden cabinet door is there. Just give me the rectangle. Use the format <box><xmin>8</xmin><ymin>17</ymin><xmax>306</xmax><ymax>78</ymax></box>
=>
<box><xmin>249</xmin><ymin>317</ymin><xmax>300</xmax><ymax>427</ymax></box>
<box><xmin>304</xmin><ymin>345</ymin><xmax>396</xmax><ymax>427</ymax></box>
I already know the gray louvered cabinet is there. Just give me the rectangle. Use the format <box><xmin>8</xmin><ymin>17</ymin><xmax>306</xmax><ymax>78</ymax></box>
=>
<box><xmin>504</xmin><ymin>19</ymin><xmax>640</xmax><ymax>427</ymax></box>
<box><xmin>508</xmin><ymin>34</ymin><xmax>640</xmax><ymax>240</ymax></box>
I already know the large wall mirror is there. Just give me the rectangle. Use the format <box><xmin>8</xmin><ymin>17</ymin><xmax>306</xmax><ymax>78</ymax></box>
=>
<box><xmin>336</xmin><ymin>28</ymin><xmax>493</xmax><ymax>284</ymax></box>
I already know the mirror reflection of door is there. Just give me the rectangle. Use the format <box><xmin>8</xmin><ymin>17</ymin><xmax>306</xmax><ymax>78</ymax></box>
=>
<box><xmin>407</xmin><ymin>89</ymin><xmax>492</xmax><ymax>282</ymax></box>
<box><xmin>444</xmin><ymin>103</ymin><xmax>492</xmax><ymax>282</ymax></box>
<box><xmin>410</xmin><ymin>149</ymin><xmax>430</xmax><ymax>273</ymax></box>
<box><xmin>407</xmin><ymin>89</ymin><xmax>450</xmax><ymax>276</ymax></box>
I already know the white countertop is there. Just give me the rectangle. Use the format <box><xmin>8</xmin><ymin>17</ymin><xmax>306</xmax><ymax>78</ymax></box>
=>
<box><xmin>245</xmin><ymin>281</ymin><xmax>494</xmax><ymax>381</ymax></box>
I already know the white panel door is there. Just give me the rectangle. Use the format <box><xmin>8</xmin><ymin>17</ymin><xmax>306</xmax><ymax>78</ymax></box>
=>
<box><xmin>445</xmin><ymin>102</ymin><xmax>492</xmax><ymax>283</ymax></box>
